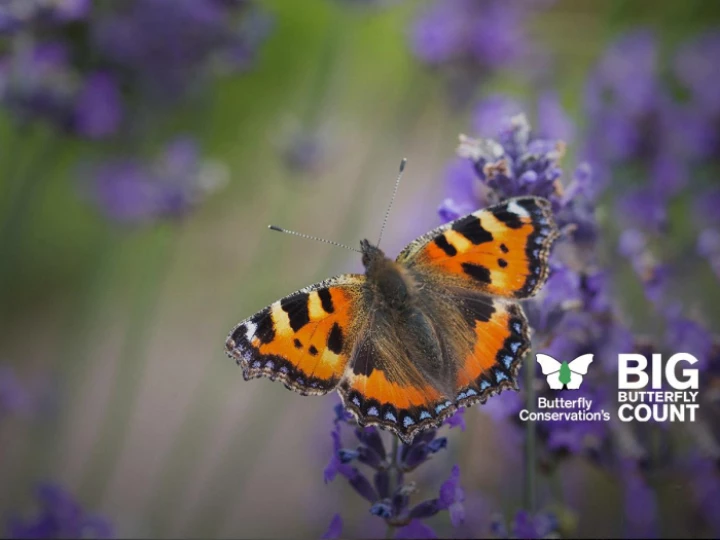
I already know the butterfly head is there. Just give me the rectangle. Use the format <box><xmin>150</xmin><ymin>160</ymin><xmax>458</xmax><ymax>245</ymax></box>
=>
<box><xmin>360</xmin><ymin>239</ymin><xmax>386</xmax><ymax>270</ymax></box>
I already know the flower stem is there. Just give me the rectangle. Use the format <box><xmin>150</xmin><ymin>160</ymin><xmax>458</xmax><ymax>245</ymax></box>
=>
<box><xmin>385</xmin><ymin>434</ymin><xmax>400</xmax><ymax>539</ymax></box>
<box><xmin>523</xmin><ymin>351</ymin><xmax>537</xmax><ymax>513</ymax></box>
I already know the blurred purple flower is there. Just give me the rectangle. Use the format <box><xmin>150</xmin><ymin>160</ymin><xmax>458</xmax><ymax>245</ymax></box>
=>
<box><xmin>410</xmin><ymin>0</ymin><xmax>529</xmax><ymax>68</ymax></box>
<box><xmin>438</xmin><ymin>465</ymin><xmax>465</xmax><ymax>527</ymax></box>
<box><xmin>0</xmin><ymin>41</ymin><xmax>76</xmax><ymax>128</ymax></box>
<box><xmin>615</xmin><ymin>187</ymin><xmax>668</xmax><ymax>233</ymax></box>
<box><xmin>321</xmin><ymin>514</ymin><xmax>342</xmax><ymax>539</ymax></box>
<box><xmin>409</xmin><ymin>0</ymin><xmax>547</xmax><ymax>106</ymax></box>
<box><xmin>0</xmin><ymin>365</ymin><xmax>31</xmax><ymax>416</ymax></box>
<box><xmin>693</xmin><ymin>188</ymin><xmax>720</xmax><ymax>229</ymax></box>
<box><xmin>395</xmin><ymin>519</ymin><xmax>437</xmax><ymax>539</ymax></box>
<box><xmin>6</xmin><ymin>483</ymin><xmax>113</xmax><ymax>539</ymax></box>
<box><xmin>73</xmin><ymin>72</ymin><xmax>123</xmax><ymax>139</ymax></box>
<box><xmin>491</xmin><ymin>510</ymin><xmax>559</xmax><ymax>539</ymax></box>
<box><xmin>0</xmin><ymin>0</ymin><xmax>89</xmax><ymax>33</ymax></box>
<box><xmin>444</xmin><ymin>407</ymin><xmax>466</xmax><ymax>431</ymax></box>
<box><xmin>586</xmin><ymin>29</ymin><xmax>659</xmax><ymax>118</ymax></box>
<box><xmin>674</xmin><ymin>32</ymin><xmax>720</xmax><ymax>115</ymax></box>
<box><xmin>536</xmin><ymin>91</ymin><xmax>575</xmax><ymax>141</ymax></box>
<box><xmin>92</xmin><ymin>0</ymin><xmax>271</xmax><ymax>98</ymax></box>
<box><xmin>86</xmin><ymin>136</ymin><xmax>227</xmax><ymax>225</ymax></box>
<box><xmin>472</xmin><ymin>95</ymin><xmax>523</xmax><ymax>138</ymax></box>
<box><xmin>664</xmin><ymin>310</ymin><xmax>712</xmax><ymax>372</ymax></box>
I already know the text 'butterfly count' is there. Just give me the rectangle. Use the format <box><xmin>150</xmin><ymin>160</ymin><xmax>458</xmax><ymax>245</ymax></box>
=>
<box><xmin>225</xmin><ymin>164</ymin><xmax>559</xmax><ymax>443</ymax></box>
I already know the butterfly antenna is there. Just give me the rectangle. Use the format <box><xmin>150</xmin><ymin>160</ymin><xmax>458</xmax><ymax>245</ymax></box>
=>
<box><xmin>377</xmin><ymin>157</ymin><xmax>407</xmax><ymax>247</ymax></box>
<box><xmin>268</xmin><ymin>225</ymin><xmax>361</xmax><ymax>253</ymax></box>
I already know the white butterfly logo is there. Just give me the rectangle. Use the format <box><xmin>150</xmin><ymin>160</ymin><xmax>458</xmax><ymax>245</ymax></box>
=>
<box><xmin>536</xmin><ymin>353</ymin><xmax>594</xmax><ymax>390</ymax></box>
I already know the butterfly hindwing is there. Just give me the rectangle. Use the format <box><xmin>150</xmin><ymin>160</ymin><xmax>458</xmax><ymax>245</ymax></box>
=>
<box><xmin>397</xmin><ymin>197</ymin><xmax>559</xmax><ymax>299</ymax></box>
<box><xmin>338</xmin><ymin>308</ymin><xmax>455</xmax><ymax>443</ymax></box>
<box><xmin>225</xmin><ymin>275</ymin><xmax>366</xmax><ymax>395</ymax></box>
<box><xmin>452</xmin><ymin>295</ymin><xmax>529</xmax><ymax>406</ymax></box>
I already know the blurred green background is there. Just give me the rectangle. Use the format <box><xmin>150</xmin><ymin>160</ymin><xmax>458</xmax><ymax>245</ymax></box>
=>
<box><xmin>1</xmin><ymin>1</ymin><xmax>719</xmax><ymax>538</ymax></box>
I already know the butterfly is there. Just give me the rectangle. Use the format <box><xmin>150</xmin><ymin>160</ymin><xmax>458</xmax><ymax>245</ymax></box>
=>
<box><xmin>225</xmin><ymin>194</ymin><xmax>559</xmax><ymax>443</ymax></box>
<box><xmin>536</xmin><ymin>353</ymin><xmax>594</xmax><ymax>390</ymax></box>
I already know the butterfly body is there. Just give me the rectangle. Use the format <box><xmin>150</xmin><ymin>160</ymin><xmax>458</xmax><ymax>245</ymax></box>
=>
<box><xmin>226</xmin><ymin>196</ymin><xmax>559</xmax><ymax>442</ymax></box>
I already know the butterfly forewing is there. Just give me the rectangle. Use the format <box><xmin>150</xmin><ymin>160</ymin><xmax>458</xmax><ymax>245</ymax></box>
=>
<box><xmin>396</xmin><ymin>197</ymin><xmax>559</xmax><ymax>299</ymax></box>
<box><xmin>225</xmin><ymin>275</ymin><xmax>367</xmax><ymax>395</ymax></box>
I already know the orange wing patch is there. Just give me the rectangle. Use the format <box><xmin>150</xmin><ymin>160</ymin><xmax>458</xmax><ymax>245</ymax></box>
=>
<box><xmin>454</xmin><ymin>300</ymin><xmax>529</xmax><ymax>406</ymax></box>
<box><xmin>338</xmin><ymin>334</ymin><xmax>455</xmax><ymax>443</ymax></box>
<box><xmin>398</xmin><ymin>197</ymin><xmax>559</xmax><ymax>299</ymax></box>
<box><xmin>225</xmin><ymin>276</ymin><xmax>365</xmax><ymax>395</ymax></box>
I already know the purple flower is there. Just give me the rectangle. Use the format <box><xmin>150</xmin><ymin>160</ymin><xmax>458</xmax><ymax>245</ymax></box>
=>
<box><xmin>472</xmin><ymin>95</ymin><xmax>523</xmax><ymax>138</ymax></box>
<box><xmin>0</xmin><ymin>41</ymin><xmax>76</xmax><ymax>128</ymax></box>
<box><xmin>85</xmin><ymin>136</ymin><xmax>227</xmax><ymax>225</ymax></box>
<box><xmin>438</xmin><ymin>465</ymin><xmax>465</xmax><ymax>527</ymax></box>
<box><xmin>0</xmin><ymin>0</ymin><xmax>89</xmax><ymax>33</ymax></box>
<box><xmin>536</xmin><ymin>91</ymin><xmax>575</xmax><ymax>141</ymax></box>
<box><xmin>321</xmin><ymin>514</ymin><xmax>342</xmax><ymax>539</ymax></box>
<box><xmin>73</xmin><ymin>72</ymin><xmax>123</xmax><ymax>139</ymax></box>
<box><xmin>92</xmin><ymin>0</ymin><xmax>270</xmax><ymax>99</ymax></box>
<box><xmin>0</xmin><ymin>365</ymin><xmax>31</xmax><ymax>416</ymax></box>
<box><xmin>6</xmin><ymin>483</ymin><xmax>113</xmax><ymax>539</ymax></box>
<box><xmin>693</xmin><ymin>188</ymin><xmax>720</xmax><ymax>229</ymax></box>
<box><xmin>674</xmin><ymin>32</ymin><xmax>720</xmax><ymax>115</ymax></box>
<box><xmin>395</xmin><ymin>519</ymin><xmax>437</xmax><ymax>539</ymax></box>
<box><xmin>491</xmin><ymin>510</ymin><xmax>559</xmax><ymax>539</ymax></box>
<box><xmin>409</xmin><ymin>0</ymin><xmax>544</xmax><ymax>105</ymax></box>
<box><xmin>587</xmin><ymin>29</ymin><xmax>659</xmax><ymax>118</ymax></box>
<box><xmin>615</xmin><ymin>187</ymin><xmax>668</xmax><ymax>234</ymax></box>
<box><xmin>664</xmin><ymin>311</ymin><xmax>712</xmax><ymax>372</ymax></box>
<box><xmin>444</xmin><ymin>408</ymin><xmax>466</xmax><ymax>431</ymax></box>
<box><xmin>480</xmin><ymin>387</ymin><xmax>523</xmax><ymax>422</ymax></box>
<box><xmin>454</xmin><ymin>113</ymin><xmax>565</xmax><ymax>209</ymax></box>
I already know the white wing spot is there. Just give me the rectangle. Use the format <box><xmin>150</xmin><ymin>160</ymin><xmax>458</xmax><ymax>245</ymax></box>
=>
<box><xmin>245</xmin><ymin>321</ymin><xmax>257</xmax><ymax>339</ymax></box>
<box><xmin>507</xmin><ymin>200</ymin><xmax>530</xmax><ymax>218</ymax></box>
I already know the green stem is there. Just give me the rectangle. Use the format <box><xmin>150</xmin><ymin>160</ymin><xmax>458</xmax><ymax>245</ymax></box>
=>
<box><xmin>385</xmin><ymin>435</ymin><xmax>400</xmax><ymax>539</ymax></box>
<box><xmin>523</xmin><ymin>350</ymin><xmax>537</xmax><ymax>514</ymax></box>
<box><xmin>79</xmin><ymin>224</ymin><xmax>179</xmax><ymax>503</ymax></box>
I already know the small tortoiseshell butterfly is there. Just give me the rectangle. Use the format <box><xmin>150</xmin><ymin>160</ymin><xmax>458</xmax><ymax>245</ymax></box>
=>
<box><xmin>226</xmin><ymin>163</ymin><xmax>558</xmax><ymax>443</ymax></box>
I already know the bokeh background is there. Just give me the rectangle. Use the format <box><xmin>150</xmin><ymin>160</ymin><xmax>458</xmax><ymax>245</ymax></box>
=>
<box><xmin>1</xmin><ymin>0</ymin><xmax>719</xmax><ymax>538</ymax></box>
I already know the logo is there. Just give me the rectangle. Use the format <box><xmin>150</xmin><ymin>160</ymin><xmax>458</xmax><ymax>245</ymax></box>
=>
<box><xmin>617</xmin><ymin>353</ymin><xmax>699</xmax><ymax>422</ymax></box>
<box><xmin>536</xmin><ymin>353</ymin><xmax>594</xmax><ymax>390</ymax></box>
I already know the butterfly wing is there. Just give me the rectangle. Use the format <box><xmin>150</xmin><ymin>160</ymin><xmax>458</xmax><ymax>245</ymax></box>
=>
<box><xmin>535</xmin><ymin>353</ymin><xmax>563</xmax><ymax>376</ymax></box>
<box><xmin>225</xmin><ymin>275</ymin><xmax>367</xmax><ymax>395</ymax></box>
<box><xmin>338</xmin><ymin>298</ymin><xmax>456</xmax><ymax>442</ymax></box>
<box><xmin>338</xmin><ymin>285</ymin><xmax>531</xmax><ymax>443</ymax></box>
<box><xmin>568</xmin><ymin>353</ymin><xmax>594</xmax><ymax>375</ymax></box>
<box><xmin>396</xmin><ymin>197</ymin><xmax>559</xmax><ymax>299</ymax></box>
<box><xmin>449</xmin><ymin>293</ymin><xmax>530</xmax><ymax>405</ymax></box>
